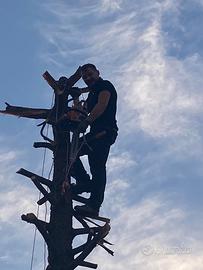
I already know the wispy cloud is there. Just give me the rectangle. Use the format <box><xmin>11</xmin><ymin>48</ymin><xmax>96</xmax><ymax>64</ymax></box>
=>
<box><xmin>100</xmin><ymin>0</ymin><xmax>123</xmax><ymax>12</ymax></box>
<box><xmin>92</xmin><ymin>195</ymin><xmax>203</xmax><ymax>270</ymax></box>
<box><xmin>108</xmin><ymin>152</ymin><xmax>137</xmax><ymax>173</ymax></box>
<box><xmin>0</xmin><ymin>144</ymin><xmax>50</xmax><ymax>269</ymax></box>
<box><xmin>38</xmin><ymin>0</ymin><xmax>203</xmax><ymax>141</ymax></box>
<box><xmin>2</xmin><ymin>0</ymin><xmax>203</xmax><ymax>269</ymax></box>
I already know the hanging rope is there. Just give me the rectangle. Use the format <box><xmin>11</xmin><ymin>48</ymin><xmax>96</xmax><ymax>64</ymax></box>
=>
<box><xmin>29</xmin><ymin>93</ymin><xmax>55</xmax><ymax>270</ymax></box>
<box><xmin>29</xmin><ymin>124</ymin><xmax>48</xmax><ymax>270</ymax></box>
<box><xmin>43</xmin><ymin>161</ymin><xmax>54</xmax><ymax>270</ymax></box>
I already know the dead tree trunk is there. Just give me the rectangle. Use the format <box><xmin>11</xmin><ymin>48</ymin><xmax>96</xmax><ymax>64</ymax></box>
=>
<box><xmin>47</xmin><ymin>84</ymin><xmax>72</xmax><ymax>269</ymax></box>
<box><xmin>38</xmin><ymin>70</ymin><xmax>79</xmax><ymax>270</ymax></box>
<box><xmin>1</xmin><ymin>69</ymin><xmax>113</xmax><ymax>270</ymax></box>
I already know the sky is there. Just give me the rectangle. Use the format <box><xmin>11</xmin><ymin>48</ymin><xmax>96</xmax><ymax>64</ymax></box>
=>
<box><xmin>1</xmin><ymin>0</ymin><xmax>203</xmax><ymax>269</ymax></box>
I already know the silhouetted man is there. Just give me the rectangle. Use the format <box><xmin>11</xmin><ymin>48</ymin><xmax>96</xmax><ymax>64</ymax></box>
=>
<box><xmin>72</xmin><ymin>64</ymin><xmax>118</xmax><ymax>216</ymax></box>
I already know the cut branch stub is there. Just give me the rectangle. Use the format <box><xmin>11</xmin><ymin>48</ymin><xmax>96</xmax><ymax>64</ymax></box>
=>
<box><xmin>43</xmin><ymin>71</ymin><xmax>63</xmax><ymax>95</ymax></box>
<box><xmin>21</xmin><ymin>213</ymin><xmax>37</xmax><ymax>224</ymax></box>
<box><xmin>17</xmin><ymin>168</ymin><xmax>55</xmax><ymax>204</ymax></box>
<box><xmin>0</xmin><ymin>104</ymin><xmax>49</xmax><ymax>119</ymax></box>
<box><xmin>16</xmin><ymin>168</ymin><xmax>53</xmax><ymax>189</ymax></box>
<box><xmin>72</xmin><ymin>194</ymin><xmax>90</xmax><ymax>205</ymax></box>
<box><xmin>33</xmin><ymin>142</ymin><xmax>55</xmax><ymax>151</ymax></box>
<box><xmin>73</xmin><ymin>227</ymin><xmax>100</xmax><ymax>236</ymax></box>
<box><xmin>70</xmin><ymin>233</ymin><xmax>101</xmax><ymax>269</ymax></box>
<box><xmin>43</xmin><ymin>67</ymin><xmax>82</xmax><ymax>96</ymax></box>
<box><xmin>37</xmin><ymin>195</ymin><xmax>49</xmax><ymax>205</ymax></box>
<box><xmin>22</xmin><ymin>213</ymin><xmax>50</xmax><ymax>245</ymax></box>
<box><xmin>79</xmin><ymin>261</ymin><xmax>98</xmax><ymax>269</ymax></box>
<box><xmin>98</xmin><ymin>242</ymin><xmax>114</xmax><ymax>256</ymax></box>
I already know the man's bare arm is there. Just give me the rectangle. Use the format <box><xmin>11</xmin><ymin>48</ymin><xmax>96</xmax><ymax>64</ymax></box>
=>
<box><xmin>86</xmin><ymin>91</ymin><xmax>111</xmax><ymax>123</ymax></box>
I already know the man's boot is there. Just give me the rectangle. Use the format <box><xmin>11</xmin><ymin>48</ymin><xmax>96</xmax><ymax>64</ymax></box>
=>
<box><xmin>71</xmin><ymin>173</ymin><xmax>92</xmax><ymax>194</ymax></box>
<box><xmin>71</xmin><ymin>180</ymin><xmax>92</xmax><ymax>194</ymax></box>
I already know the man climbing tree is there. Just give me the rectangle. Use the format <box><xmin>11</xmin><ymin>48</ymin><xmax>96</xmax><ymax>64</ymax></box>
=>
<box><xmin>69</xmin><ymin>63</ymin><xmax>118</xmax><ymax>216</ymax></box>
<box><xmin>1</xmin><ymin>67</ymin><xmax>115</xmax><ymax>269</ymax></box>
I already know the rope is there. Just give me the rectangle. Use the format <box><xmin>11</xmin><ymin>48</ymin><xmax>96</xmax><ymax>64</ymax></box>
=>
<box><xmin>65</xmin><ymin>132</ymin><xmax>86</xmax><ymax>183</ymax></box>
<box><xmin>30</xmin><ymin>93</ymin><xmax>55</xmax><ymax>270</ymax></box>
<box><xmin>44</xmin><ymin>161</ymin><xmax>54</xmax><ymax>270</ymax></box>
<box><xmin>30</xmin><ymin>123</ymin><xmax>48</xmax><ymax>270</ymax></box>
<box><xmin>63</xmin><ymin>86</ymin><xmax>90</xmax><ymax>181</ymax></box>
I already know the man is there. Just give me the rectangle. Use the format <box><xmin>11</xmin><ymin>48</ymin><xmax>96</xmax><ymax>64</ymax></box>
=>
<box><xmin>71</xmin><ymin>63</ymin><xmax>118</xmax><ymax>216</ymax></box>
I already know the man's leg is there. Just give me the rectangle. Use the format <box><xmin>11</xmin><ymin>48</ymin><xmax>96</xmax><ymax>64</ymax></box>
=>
<box><xmin>87</xmin><ymin>141</ymin><xmax>110</xmax><ymax>211</ymax></box>
<box><xmin>71</xmin><ymin>132</ymin><xmax>102</xmax><ymax>184</ymax></box>
<box><xmin>71</xmin><ymin>157</ymin><xmax>90</xmax><ymax>183</ymax></box>
<box><xmin>74</xmin><ymin>130</ymin><xmax>117</xmax><ymax>215</ymax></box>
<box><xmin>70</xmin><ymin>136</ymin><xmax>92</xmax><ymax>193</ymax></box>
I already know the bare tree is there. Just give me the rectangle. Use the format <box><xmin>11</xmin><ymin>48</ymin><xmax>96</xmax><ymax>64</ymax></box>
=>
<box><xmin>0</xmin><ymin>69</ymin><xmax>113</xmax><ymax>270</ymax></box>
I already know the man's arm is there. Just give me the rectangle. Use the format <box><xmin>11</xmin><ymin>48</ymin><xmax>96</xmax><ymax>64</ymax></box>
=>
<box><xmin>86</xmin><ymin>90</ymin><xmax>111</xmax><ymax>123</ymax></box>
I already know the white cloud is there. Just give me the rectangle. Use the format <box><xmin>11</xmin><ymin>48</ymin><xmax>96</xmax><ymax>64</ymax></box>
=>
<box><xmin>0</xmin><ymin>150</ymin><xmax>17</xmax><ymax>163</ymax></box>
<box><xmin>39</xmin><ymin>0</ymin><xmax>203</xmax><ymax>141</ymax></box>
<box><xmin>0</xmin><ymin>146</ymin><xmax>49</xmax><ymax>223</ymax></box>
<box><xmin>0</xmin><ymin>145</ymin><xmax>51</xmax><ymax>269</ymax></box>
<box><xmin>101</xmin><ymin>0</ymin><xmax>122</xmax><ymax>12</ymax></box>
<box><xmin>107</xmin><ymin>152</ymin><xmax>137</xmax><ymax>173</ymax></box>
<box><xmin>119</xmin><ymin>13</ymin><xmax>203</xmax><ymax>138</ymax></box>
<box><xmin>91</xmin><ymin>195</ymin><xmax>203</xmax><ymax>270</ymax></box>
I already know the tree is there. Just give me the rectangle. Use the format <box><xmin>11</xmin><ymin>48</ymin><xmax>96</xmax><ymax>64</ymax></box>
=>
<box><xmin>0</xmin><ymin>69</ymin><xmax>113</xmax><ymax>270</ymax></box>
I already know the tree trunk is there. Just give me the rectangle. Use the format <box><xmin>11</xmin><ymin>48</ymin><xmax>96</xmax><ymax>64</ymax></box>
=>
<box><xmin>47</xmin><ymin>83</ymin><xmax>73</xmax><ymax>270</ymax></box>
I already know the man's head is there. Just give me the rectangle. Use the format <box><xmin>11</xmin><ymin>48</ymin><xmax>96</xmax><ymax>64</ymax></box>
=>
<box><xmin>81</xmin><ymin>64</ymin><xmax>100</xmax><ymax>86</ymax></box>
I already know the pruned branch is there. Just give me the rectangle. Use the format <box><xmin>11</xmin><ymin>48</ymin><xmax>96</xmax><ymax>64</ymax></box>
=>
<box><xmin>33</xmin><ymin>142</ymin><xmax>55</xmax><ymax>151</ymax></box>
<box><xmin>17</xmin><ymin>168</ymin><xmax>53</xmax><ymax>189</ymax></box>
<box><xmin>43</xmin><ymin>71</ymin><xmax>63</xmax><ymax>95</ymax></box>
<box><xmin>98</xmin><ymin>242</ymin><xmax>114</xmax><ymax>256</ymax></box>
<box><xmin>43</xmin><ymin>67</ymin><xmax>81</xmax><ymax>95</ymax></box>
<box><xmin>72</xmin><ymin>194</ymin><xmax>90</xmax><ymax>205</ymax></box>
<box><xmin>17</xmin><ymin>168</ymin><xmax>55</xmax><ymax>204</ymax></box>
<box><xmin>21</xmin><ymin>213</ymin><xmax>50</xmax><ymax>245</ymax></box>
<box><xmin>0</xmin><ymin>103</ymin><xmax>49</xmax><ymax>119</ymax></box>
<box><xmin>71</xmin><ymin>223</ymin><xmax>112</xmax><ymax>269</ymax></box>
<box><xmin>70</xmin><ymin>233</ymin><xmax>100</xmax><ymax>269</ymax></box>
<box><xmin>73</xmin><ymin>227</ymin><xmax>100</xmax><ymax>236</ymax></box>
<box><xmin>67</xmin><ymin>66</ymin><xmax>82</xmax><ymax>88</ymax></box>
<box><xmin>79</xmin><ymin>261</ymin><xmax>97</xmax><ymax>269</ymax></box>
<box><xmin>73</xmin><ymin>212</ymin><xmax>89</xmax><ymax>229</ymax></box>
<box><xmin>37</xmin><ymin>195</ymin><xmax>49</xmax><ymax>205</ymax></box>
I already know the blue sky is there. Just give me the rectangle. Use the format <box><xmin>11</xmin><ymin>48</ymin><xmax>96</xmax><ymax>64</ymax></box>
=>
<box><xmin>1</xmin><ymin>0</ymin><xmax>203</xmax><ymax>269</ymax></box>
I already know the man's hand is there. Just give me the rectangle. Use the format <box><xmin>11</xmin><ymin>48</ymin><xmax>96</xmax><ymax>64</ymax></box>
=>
<box><xmin>77</xmin><ymin>119</ymin><xmax>90</xmax><ymax>133</ymax></box>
